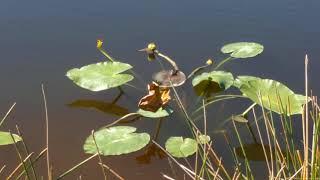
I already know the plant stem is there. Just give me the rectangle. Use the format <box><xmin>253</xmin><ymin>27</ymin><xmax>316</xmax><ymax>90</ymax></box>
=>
<box><xmin>0</xmin><ymin>102</ymin><xmax>16</xmax><ymax>127</ymax></box>
<box><xmin>41</xmin><ymin>84</ymin><xmax>51</xmax><ymax>180</ymax></box>
<box><xmin>155</xmin><ymin>51</ymin><xmax>179</xmax><ymax>71</ymax></box>
<box><xmin>98</xmin><ymin>48</ymin><xmax>115</xmax><ymax>62</ymax></box>
<box><xmin>213</xmin><ymin>57</ymin><xmax>233</xmax><ymax>70</ymax></box>
<box><xmin>57</xmin><ymin>153</ymin><xmax>98</xmax><ymax>179</ymax></box>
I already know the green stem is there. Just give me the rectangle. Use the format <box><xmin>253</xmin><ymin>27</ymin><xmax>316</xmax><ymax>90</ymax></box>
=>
<box><xmin>155</xmin><ymin>51</ymin><xmax>179</xmax><ymax>71</ymax></box>
<box><xmin>98</xmin><ymin>48</ymin><xmax>115</xmax><ymax>62</ymax></box>
<box><xmin>213</xmin><ymin>57</ymin><xmax>233</xmax><ymax>70</ymax></box>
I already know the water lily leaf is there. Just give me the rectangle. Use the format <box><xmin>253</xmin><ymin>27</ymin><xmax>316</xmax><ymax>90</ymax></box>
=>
<box><xmin>192</xmin><ymin>71</ymin><xmax>234</xmax><ymax>95</ymax></box>
<box><xmin>221</xmin><ymin>42</ymin><xmax>264</xmax><ymax>58</ymax></box>
<box><xmin>66</xmin><ymin>61</ymin><xmax>134</xmax><ymax>91</ymax></box>
<box><xmin>233</xmin><ymin>76</ymin><xmax>261</xmax><ymax>88</ymax></box>
<box><xmin>165</xmin><ymin>137</ymin><xmax>197</xmax><ymax>158</ymax></box>
<box><xmin>0</xmin><ymin>131</ymin><xmax>22</xmax><ymax>146</ymax></box>
<box><xmin>238</xmin><ymin>78</ymin><xmax>307</xmax><ymax>115</ymax></box>
<box><xmin>84</xmin><ymin>126</ymin><xmax>150</xmax><ymax>156</ymax></box>
<box><xmin>198</xmin><ymin>135</ymin><xmax>211</xmax><ymax>144</ymax></box>
<box><xmin>137</xmin><ymin>107</ymin><xmax>173</xmax><ymax>118</ymax></box>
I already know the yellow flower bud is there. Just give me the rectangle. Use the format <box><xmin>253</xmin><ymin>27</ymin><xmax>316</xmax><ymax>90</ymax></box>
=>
<box><xmin>206</xmin><ymin>59</ymin><xmax>213</xmax><ymax>65</ymax></box>
<box><xmin>147</xmin><ymin>43</ymin><xmax>157</xmax><ymax>51</ymax></box>
<box><xmin>96</xmin><ymin>39</ymin><xmax>103</xmax><ymax>49</ymax></box>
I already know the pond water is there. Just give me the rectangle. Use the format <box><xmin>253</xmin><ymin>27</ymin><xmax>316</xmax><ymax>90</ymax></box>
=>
<box><xmin>1</xmin><ymin>0</ymin><xmax>320</xmax><ymax>179</ymax></box>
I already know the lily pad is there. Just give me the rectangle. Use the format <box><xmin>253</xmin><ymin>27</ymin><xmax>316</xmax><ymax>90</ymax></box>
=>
<box><xmin>221</xmin><ymin>42</ymin><xmax>264</xmax><ymax>58</ymax></box>
<box><xmin>137</xmin><ymin>107</ymin><xmax>173</xmax><ymax>118</ymax></box>
<box><xmin>192</xmin><ymin>71</ymin><xmax>234</xmax><ymax>95</ymax></box>
<box><xmin>66</xmin><ymin>61</ymin><xmax>134</xmax><ymax>91</ymax></box>
<box><xmin>83</xmin><ymin>126</ymin><xmax>150</xmax><ymax>156</ymax></box>
<box><xmin>238</xmin><ymin>78</ymin><xmax>307</xmax><ymax>115</ymax></box>
<box><xmin>233</xmin><ymin>76</ymin><xmax>261</xmax><ymax>88</ymax></box>
<box><xmin>165</xmin><ymin>137</ymin><xmax>197</xmax><ymax>158</ymax></box>
<box><xmin>0</xmin><ymin>131</ymin><xmax>22</xmax><ymax>146</ymax></box>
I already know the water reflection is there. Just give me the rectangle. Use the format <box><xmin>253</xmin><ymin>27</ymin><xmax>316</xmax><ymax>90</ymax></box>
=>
<box><xmin>68</xmin><ymin>91</ymin><xmax>129</xmax><ymax>116</ymax></box>
<box><xmin>235</xmin><ymin>143</ymin><xmax>274</xmax><ymax>161</ymax></box>
<box><xmin>136</xmin><ymin>119</ymin><xmax>167</xmax><ymax>164</ymax></box>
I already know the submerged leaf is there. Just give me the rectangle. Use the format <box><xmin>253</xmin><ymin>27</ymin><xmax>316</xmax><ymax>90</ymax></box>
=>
<box><xmin>165</xmin><ymin>137</ymin><xmax>197</xmax><ymax>158</ymax></box>
<box><xmin>66</xmin><ymin>61</ymin><xmax>133</xmax><ymax>91</ymax></box>
<box><xmin>221</xmin><ymin>42</ymin><xmax>264</xmax><ymax>58</ymax></box>
<box><xmin>84</xmin><ymin>126</ymin><xmax>150</xmax><ymax>156</ymax></box>
<box><xmin>137</xmin><ymin>107</ymin><xmax>173</xmax><ymax>118</ymax></box>
<box><xmin>0</xmin><ymin>131</ymin><xmax>22</xmax><ymax>146</ymax></box>
<box><xmin>192</xmin><ymin>71</ymin><xmax>234</xmax><ymax>95</ymax></box>
<box><xmin>237</xmin><ymin>78</ymin><xmax>307</xmax><ymax>115</ymax></box>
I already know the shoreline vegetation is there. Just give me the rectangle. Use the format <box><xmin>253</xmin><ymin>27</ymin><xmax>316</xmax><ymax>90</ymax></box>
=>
<box><xmin>0</xmin><ymin>40</ymin><xmax>318</xmax><ymax>180</ymax></box>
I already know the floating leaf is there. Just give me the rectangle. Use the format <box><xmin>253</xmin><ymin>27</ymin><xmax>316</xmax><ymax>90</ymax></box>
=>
<box><xmin>221</xmin><ymin>42</ymin><xmax>264</xmax><ymax>58</ymax></box>
<box><xmin>137</xmin><ymin>107</ymin><xmax>173</xmax><ymax>118</ymax></box>
<box><xmin>66</xmin><ymin>61</ymin><xmax>134</xmax><ymax>91</ymax></box>
<box><xmin>192</xmin><ymin>71</ymin><xmax>234</xmax><ymax>95</ymax></box>
<box><xmin>0</xmin><ymin>131</ymin><xmax>22</xmax><ymax>146</ymax></box>
<box><xmin>84</xmin><ymin>126</ymin><xmax>150</xmax><ymax>156</ymax></box>
<box><xmin>233</xmin><ymin>76</ymin><xmax>261</xmax><ymax>88</ymax></box>
<box><xmin>198</xmin><ymin>135</ymin><xmax>211</xmax><ymax>144</ymax></box>
<box><xmin>165</xmin><ymin>137</ymin><xmax>197</xmax><ymax>158</ymax></box>
<box><xmin>238</xmin><ymin>78</ymin><xmax>307</xmax><ymax>115</ymax></box>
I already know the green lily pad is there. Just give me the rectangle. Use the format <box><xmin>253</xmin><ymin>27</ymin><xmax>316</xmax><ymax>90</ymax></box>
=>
<box><xmin>233</xmin><ymin>76</ymin><xmax>262</xmax><ymax>88</ymax></box>
<box><xmin>165</xmin><ymin>137</ymin><xmax>197</xmax><ymax>158</ymax></box>
<box><xmin>221</xmin><ymin>42</ymin><xmax>264</xmax><ymax>58</ymax></box>
<box><xmin>192</xmin><ymin>71</ymin><xmax>234</xmax><ymax>95</ymax></box>
<box><xmin>83</xmin><ymin>126</ymin><xmax>150</xmax><ymax>156</ymax></box>
<box><xmin>137</xmin><ymin>107</ymin><xmax>173</xmax><ymax>118</ymax></box>
<box><xmin>66</xmin><ymin>61</ymin><xmax>134</xmax><ymax>91</ymax></box>
<box><xmin>0</xmin><ymin>131</ymin><xmax>22</xmax><ymax>146</ymax></box>
<box><xmin>238</xmin><ymin>78</ymin><xmax>307</xmax><ymax>115</ymax></box>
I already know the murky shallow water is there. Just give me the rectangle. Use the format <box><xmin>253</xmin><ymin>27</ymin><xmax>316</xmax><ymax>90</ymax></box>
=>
<box><xmin>1</xmin><ymin>0</ymin><xmax>320</xmax><ymax>179</ymax></box>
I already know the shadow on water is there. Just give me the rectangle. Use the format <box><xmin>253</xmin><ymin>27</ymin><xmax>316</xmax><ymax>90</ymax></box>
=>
<box><xmin>68</xmin><ymin>91</ymin><xmax>130</xmax><ymax>117</ymax></box>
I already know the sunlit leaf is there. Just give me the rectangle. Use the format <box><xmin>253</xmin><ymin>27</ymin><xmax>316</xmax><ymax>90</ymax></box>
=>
<box><xmin>66</xmin><ymin>61</ymin><xmax>134</xmax><ymax>91</ymax></box>
<box><xmin>0</xmin><ymin>131</ymin><xmax>22</xmax><ymax>146</ymax></box>
<box><xmin>221</xmin><ymin>42</ymin><xmax>264</xmax><ymax>58</ymax></box>
<box><xmin>137</xmin><ymin>107</ymin><xmax>173</xmax><ymax>118</ymax></box>
<box><xmin>165</xmin><ymin>137</ymin><xmax>197</xmax><ymax>158</ymax></box>
<box><xmin>233</xmin><ymin>76</ymin><xmax>261</xmax><ymax>88</ymax></box>
<box><xmin>138</xmin><ymin>82</ymin><xmax>171</xmax><ymax>112</ymax></box>
<box><xmin>192</xmin><ymin>71</ymin><xmax>234</xmax><ymax>95</ymax></box>
<box><xmin>237</xmin><ymin>78</ymin><xmax>307</xmax><ymax>115</ymax></box>
<box><xmin>84</xmin><ymin>126</ymin><xmax>150</xmax><ymax>156</ymax></box>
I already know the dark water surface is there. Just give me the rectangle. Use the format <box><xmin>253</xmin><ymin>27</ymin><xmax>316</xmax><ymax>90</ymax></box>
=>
<box><xmin>1</xmin><ymin>0</ymin><xmax>320</xmax><ymax>179</ymax></box>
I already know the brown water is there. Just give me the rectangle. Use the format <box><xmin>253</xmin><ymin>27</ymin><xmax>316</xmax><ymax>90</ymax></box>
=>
<box><xmin>1</xmin><ymin>0</ymin><xmax>320</xmax><ymax>179</ymax></box>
